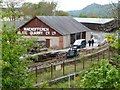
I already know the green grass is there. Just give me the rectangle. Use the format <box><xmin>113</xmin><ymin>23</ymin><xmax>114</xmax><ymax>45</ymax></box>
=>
<box><xmin>41</xmin><ymin>74</ymin><xmax>83</xmax><ymax>88</ymax></box>
<box><xmin>31</xmin><ymin>58</ymin><xmax>97</xmax><ymax>84</ymax></box>
<box><xmin>31</xmin><ymin>49</ymin><xmax>111</xmax><ymax>84</ymax></box>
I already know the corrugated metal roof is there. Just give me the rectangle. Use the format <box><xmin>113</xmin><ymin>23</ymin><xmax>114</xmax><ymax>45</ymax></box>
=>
<box><xmin>36</xmin><ymin>16</ymin><xmax>91</xmax><ymax>35</ymax></box>
<box><xmin>74</xmin><ymin>17</ymin><xmax>115</xmax><ymax>24</ymax></box>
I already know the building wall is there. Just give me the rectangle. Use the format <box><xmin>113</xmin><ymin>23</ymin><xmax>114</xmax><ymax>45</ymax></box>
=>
<box><xmin>19</xmin><ymin>17</ymin><xmax>61</xmax><ymax>36</ymax></box>
<box><xmin>23</xmin><ymin>36</ymin><xmax>59</xmax><ymax>48</ymax></box>
<box><xmin>63</xmin><ymin>35</ymin><xmax>70</xmax><ymax>48</ymax></box>
<box><xmin>82</xmin><ymin>20</ymin><xmax>117</xmax><ymax>32</ymax></box>
<box><xmin>59</xmin><ymin>36</ymin><xmax>64</xmax><ymax>49</ymax></box>
<box><xmin>23</xmin><ymin>31</ymin><xmax>90</xmax><ymax>49</ymax></box>
<box><xmin>82</xmin><ymin>23</ymin><xmax>101</xmax><ymax>30</ymax></box>
<box><xmin>37</xmin><ymin>36</ymin><xmax>60</xmax><ymax>48</ymax></box>
<box><xmin>86</xmin><ymin>32</ymin><xmax>91</xmax><ymax>41</ymax></box>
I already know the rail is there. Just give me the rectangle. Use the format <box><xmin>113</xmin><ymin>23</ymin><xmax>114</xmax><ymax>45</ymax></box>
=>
<box><xmin>31</xmin><ymin>46</ymin><xmax>115</xmax><ymax>85</ymax></box>
<box><xmin>28</xmin><ymin>45</ymin><xmax>108</xmax><ymax>71</ymax></box>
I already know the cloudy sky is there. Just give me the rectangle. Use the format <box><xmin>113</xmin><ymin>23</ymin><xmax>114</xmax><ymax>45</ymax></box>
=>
<box><xmin>25</xmin><ymin>0</ymin><xmax>119</xmax><ymax>11</ymax></box>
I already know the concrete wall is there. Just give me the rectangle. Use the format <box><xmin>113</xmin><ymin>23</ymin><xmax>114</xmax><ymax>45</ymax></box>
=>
<box><xmin>63</xmin><ymin>35</ymin><xmax>70</xmax><ymax>48</ymax></box>
<box><xmin>23</xmin><ymin>32</ymin><xmax>90</xmax><ymax>49</ymax></box>
<box><xmin>86</xmin><ymin>31</ymin><xmax>91</xmax><ymax>42</ymax></box>
<box><xmin>23</xmin><ymin>36</ymin><xmax>59</xmax><ymax>48</ymax></box>
<box><xmin>59</xmin><ymin>36</ymin><xmax>63</xmax><ymax>49</ymax></box>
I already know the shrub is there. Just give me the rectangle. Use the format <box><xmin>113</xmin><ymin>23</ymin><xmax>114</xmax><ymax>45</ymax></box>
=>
<box><xmin>79</xmin><ymin>60</ymin><xmax>120</xmax><ymax>89</ymax></box>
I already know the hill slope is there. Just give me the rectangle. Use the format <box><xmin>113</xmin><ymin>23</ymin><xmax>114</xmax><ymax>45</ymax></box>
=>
<box><xmin>68</xmin><ymin>3</ymin><xmax>117</xmax><ymax>17</ymax></box>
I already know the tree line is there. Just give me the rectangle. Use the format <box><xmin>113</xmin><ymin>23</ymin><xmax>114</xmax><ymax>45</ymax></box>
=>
<box><xmin>1</xmin><ymin>0</ymin><xmax>69</xmax><ymax>21</ymax></box>
<box><xmin>1</xmin><ymin>0</ymin><xmax>120</xmax><ymax>21</ymax></box>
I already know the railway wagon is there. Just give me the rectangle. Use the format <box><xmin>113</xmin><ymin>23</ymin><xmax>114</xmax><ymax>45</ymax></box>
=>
<box><xmin>30</xmin><ymin>51</ymin><xmax>67</xmax><ymax>63</ymax></box>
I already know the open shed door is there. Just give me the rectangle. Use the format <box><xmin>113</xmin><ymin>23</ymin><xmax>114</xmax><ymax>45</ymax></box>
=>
<box><xmin>46</xmin><ymin>39</ymin><xmax>50</xmax><ymax>48</ymax></box>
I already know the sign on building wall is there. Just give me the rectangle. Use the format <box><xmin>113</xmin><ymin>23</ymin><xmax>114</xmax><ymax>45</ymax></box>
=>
<box><xmin>21</xmin><ymin>27</ymin><xmax>57</xmax><ymax>36</ymax></box>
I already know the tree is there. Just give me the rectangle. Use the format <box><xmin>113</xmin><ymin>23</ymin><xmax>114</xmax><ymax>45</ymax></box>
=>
<box><xmin>79</xmin><ymin>60</ymin><xmax>120</xmax><ymax>89</ymax></box>
<box><xmin>89</xmin><ymin>14</ymin><xmax>99</xmax><ymax>18</ymax></box>
<box><xmin>21</xmin><ymin>1</ymin><xmax>57</xmax><ymax>18</ymax></box>
<box><xmin>111</xmin><ymin>1</ymin><xmax>120</xmax><ymax>29</ymax></box>
<box><xmin>21</xmin><ymin>2</ymin><xmax>36</xmax><ymax>19</ymax></box>
<box><xmin>35</xmin><ymin>1</ymin><xmax>57</xmax><ymax>16</ymax></box>
<box><xmin>104</xmin><ymin>31</ymin><xmax>120</xmax><ymax>68</ymax></box>
<box><xmin>79</xmin><ymin>13</ymin><xmax>99</xmax><ymax>18</ymax></box>
<box><xmin>115</xmin><ymin>1</ymin><xmax>120</xmax><ymax>55</ymax></box>
<box><xmin>2</xmin><ymin>23</ymin><xmax>34</xmax><ymax>89</ymax></box>
<box><xmin>0</xmin><ymin>1</ymin><xmax>2</xmax><ymax>88</ymax></box>
<box><xmin>79</xmin><ymin>14</ymin><xmax>88</xmax><ymax>18</ymax></box>
<box><xmin>55</xmin><ymin>10</ymin><xmax>69</xmax><ymax>16</ymax></box>
<box><xmin>106</xmin><ymin>1</ymin><xmax>120</xmax><ymax>68</ymax></box>
<box><xmin>118</xmin><ymin>30</ymin><xmax>120</xmax><ymax>55</ymax></box>
<box><xmin>1</xmin><ymin>0</ymin><xmax>23</xmax><ymax>21</ymax></box>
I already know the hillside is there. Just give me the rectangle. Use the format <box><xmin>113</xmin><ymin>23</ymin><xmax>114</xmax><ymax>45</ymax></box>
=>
<box><xmin>68</xmin><ymin>3</ymin><xmax>117</xmax><ymax>17</ymax></box>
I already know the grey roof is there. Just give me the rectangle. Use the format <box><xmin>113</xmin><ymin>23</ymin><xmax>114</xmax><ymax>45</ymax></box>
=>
<box><xmin>74</xmin><ymin>17</ymin><xmax>115</xmax><ymax>24</ymax></box>
<box><xmin>36</xmin><ymin>16</ymin><xmax>91</xmax><ymax>35</ymax></box>
<box><xmin>2</xmin><ymin>21</ymin><xmax>26</xmax><ymax>29</ymax></box>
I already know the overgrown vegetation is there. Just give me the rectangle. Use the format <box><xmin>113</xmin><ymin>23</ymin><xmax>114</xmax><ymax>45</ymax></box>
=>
<box><xmin>79</xmin><ymin>60</ymin><xmax>120</xmax><ymax>89</ymax></box>
<box><xmin>1</xmin><ymin>0</ymin><xmax>23</xmax><ymax>21</ymax></box>
<box><xmin>2</xmin><ymin>23</ymin><xmax>34</xmax><ymax>89</ymax></box>
<box><xmin>105</xmin><ymin>30</ymin><xmax>120</xmax><ymax>68</ymax></box>
<box><xmin>48</xmin><ymin>60</ymin><xmax>120</xmax><ymax>89</ymax></box>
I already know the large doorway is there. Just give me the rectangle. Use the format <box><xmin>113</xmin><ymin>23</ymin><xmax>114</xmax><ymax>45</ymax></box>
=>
<box><xmin>70</xmin><ymin>34</ymin><xmax>75</xmax><ymax>44</ymax></box>
<box><xmin>82</xmin><ymin>32</ymin><xmax>86</xmax><ymax>39</ymax></box>
<box><xmin>46</xmin><ymin>39</ymin><xmax>50</xmax><ymax>48</ymax></box>
<box><xmin>76</xmin><ymin>33</ymin><xmax>81</xmax><ymax>39</ymax></box>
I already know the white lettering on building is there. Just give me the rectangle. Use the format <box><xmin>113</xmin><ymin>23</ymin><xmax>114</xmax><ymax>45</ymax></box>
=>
<box><xmin>52</xmin><ymin>32</ymin><xmax>56</xmax><ymax>35</ymax></box>
<box><xmin>23</xmin><ymin>27</ymin><xmax>57</xmax><ymax>36</ymax></box>
<box><xmin>29</xmin><ymin>31</ymin><xmax>43</xmax><ymax>35</ymax></box>
<box><xmin>23</xmin><ymin>27</ymin><xmax>49</xmax><ymax>31</ymax></box>
<box><xmin>22</xmin><ymin>31</ymin><xmax>27</xmax><ymax>35</ymax></box>
<box><xmin>46</xmin><ymin>32</ymin><xmax>50</xmax><ymax>35</ymax></box>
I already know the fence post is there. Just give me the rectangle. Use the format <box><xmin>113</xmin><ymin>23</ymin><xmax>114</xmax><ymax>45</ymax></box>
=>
<box><xmin>104</xmin><ymin>49</ymin><xmax>106</xmax><ymax>59</ymax></box>
<box><xmin>103</xmin><ymin>50</ymin><xmax>104</xmax><ymax>59</ymax></box>
<box><xmin>74</xmin><ymin>58</ymin><xmax>76</xmax><ymax>72</ymax></box>
<box><xmin>108</xmin><ymin>46</ymin><xmax>110</xmax><ymax>60</ymax></box>
<box><xmin>86</xmin><ymin>50</ymin><xmax>87</xmax><ymax>54</ymax></box>
<box><xmin>63</xmin><ymin>61</ymin><xmax>65</xmax><ymax>75</ymax></box>
<box><xmin>98</xmin><ymin>53</ymin><xmax>99</xmax><ymax>61</ymax></box>
<box><xmin>82</xmin><ymin>58</ymin><xmax>85</xmax><ymax>69</ymax></box>
<box><xmin>35</xmin><ymin>66</ymin><xmax>37</xmax><ymax>84</ymax></box>
<box><xmin>74</xmin><ymin>73</ymin><xmax>76</xmax><ymax>88</ymax></box>
<box><xmin>92</xmin><ymin>48</ymin><xmax>94</xmax><ymax>53</ymax></box>
<box><xmin>51</xmin><ymin>64</ymin><xmax>53</xmax><ymax>79</ymax></box>
<box><xmin>91</xmin><ymin>55</ymin><xmax>92</xmax><ymax>62</ymax></box>
<box><xmin>68</xmin><ymin>74</ymin><xmax>71</xmax><ymax>88</ymax></box>
<box><xmin>111</xmin><ymin>47</ymin><xmax>113</xmax><ymax>57</ymax></box>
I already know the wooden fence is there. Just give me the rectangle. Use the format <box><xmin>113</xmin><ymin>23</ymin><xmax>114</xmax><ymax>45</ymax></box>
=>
<box><xmin>30</xmin><ymin>46</ymin><xmax>115</xmax><ymax>84</ymax></box>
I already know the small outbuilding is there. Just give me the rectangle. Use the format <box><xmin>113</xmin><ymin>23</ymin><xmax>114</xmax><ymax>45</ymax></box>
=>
<box><xmin>18</xmin><ymin>16</ymin><xmax>91</xmax><ymax>49</ymax></box>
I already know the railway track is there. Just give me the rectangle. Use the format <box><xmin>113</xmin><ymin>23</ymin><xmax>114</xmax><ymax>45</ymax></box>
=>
<box><xmin>28</xmin><ymin>45</ymin><xmax>108</xmax><ymax>72</ymax></box>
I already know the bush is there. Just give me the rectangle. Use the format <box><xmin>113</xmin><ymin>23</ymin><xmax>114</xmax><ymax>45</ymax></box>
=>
<box><xmin>79</xmin><ymin>60</ymin><xmax>120</xmax><ymax>89</ymax></box>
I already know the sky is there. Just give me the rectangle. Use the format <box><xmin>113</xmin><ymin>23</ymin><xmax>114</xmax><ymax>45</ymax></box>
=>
<box><xmin>25</xmin><ymin>0</ymin><xmax>119</xmax><ymax>11</ymax></box>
